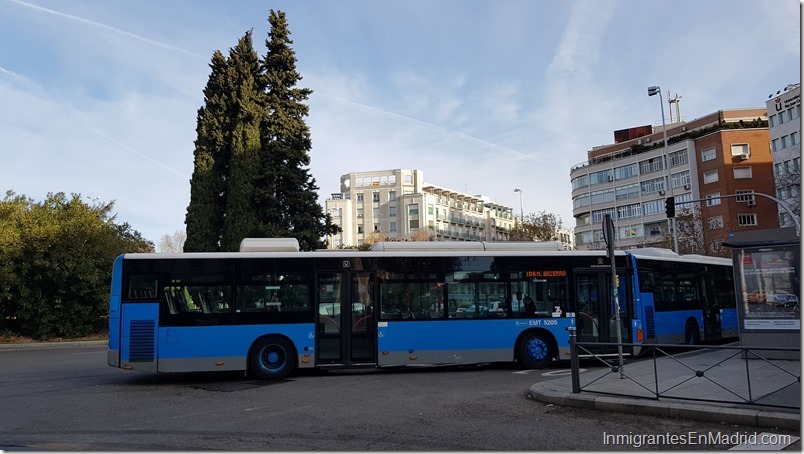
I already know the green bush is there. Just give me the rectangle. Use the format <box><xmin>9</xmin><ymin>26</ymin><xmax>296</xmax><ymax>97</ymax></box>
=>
<box><xmin>0</xmin><ymin>191</ymin><xmax>153</xmax><ymax>340</ymax></box>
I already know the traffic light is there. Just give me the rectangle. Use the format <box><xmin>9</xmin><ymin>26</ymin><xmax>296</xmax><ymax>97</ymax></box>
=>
<box><xmin>664</xmin><ymin>197</ymin><xmax>675</xmax><ymax>218</ymax></box>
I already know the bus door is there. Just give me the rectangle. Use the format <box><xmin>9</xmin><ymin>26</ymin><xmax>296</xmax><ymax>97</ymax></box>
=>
<box><xmin>316</xmin><ymin>271</ymin><xmax>377</xmax><ymax>366</ymax></box>
<box><xmin>574</xmin><ymin>270</ymin><xmax>631</xmax><ymax>346</ymax></box>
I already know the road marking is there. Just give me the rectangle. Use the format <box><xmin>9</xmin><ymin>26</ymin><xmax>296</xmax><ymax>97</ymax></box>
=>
<box><xmin>514</xmin><ymin>369</ymin><xmax>586</xmax><ymax>376</ymax></box>
<box><xmin>541</xmin><ymin>369</ymin><xmax>585</xmax><ymax>376</ymax></box>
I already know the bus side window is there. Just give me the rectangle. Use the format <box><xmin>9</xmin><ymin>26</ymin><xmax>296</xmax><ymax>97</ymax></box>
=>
<box><xmin>128</xmin><ymin>274</ymin><xmax>158</xmax><ymax>300</ymax></box>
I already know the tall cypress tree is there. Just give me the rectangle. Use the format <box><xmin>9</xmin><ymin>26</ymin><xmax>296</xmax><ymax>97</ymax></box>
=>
<box><xmin>185</xmin><ymin>11</ymin><xmax>339</xmax><ymax>252</ymax></box>
<box><xmin>256</xmin><ymin>10</ymin><xmax>338</xmax><ymax>251</ymax></box>
<box><xmin>219</xmin><ymin>31</ymin><xmax>264</xmax><ymax>252</ymax></box>
<box><xmin>184</xmin><ymin>51</ymin><xmax>230</xmax><ymax>252</ymax></box>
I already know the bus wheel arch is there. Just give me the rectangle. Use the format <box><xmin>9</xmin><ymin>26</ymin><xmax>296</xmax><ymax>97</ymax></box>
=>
<box><xmin>516</xmin><ymin>329</ymin><xmax>556</xmax><ymax>369</ymax></box>
<box><xmin>684</xmin><ymin>319</ymin><xmax>701</xmax><ymax>345</ymax></box>
<box><xmin>248</xmin><ymin>335</ymin><xmax>298</xmax><ymax>380</ymax></box>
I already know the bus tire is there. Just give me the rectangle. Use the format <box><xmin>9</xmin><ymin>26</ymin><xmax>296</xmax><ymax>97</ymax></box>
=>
<box><xmin>685</xmin><ymin>320</ymin><xmax>700</xmax><ymax>346</ymax></box>
<box><xmin>249</xmin><ymin>336</ymin><xmax>297</xmax><ymax>380</ymax></box>
<box><xmin>517</xmin><ymin>331</ymin><xmax>553</xmax><ymax>369</ymax></box>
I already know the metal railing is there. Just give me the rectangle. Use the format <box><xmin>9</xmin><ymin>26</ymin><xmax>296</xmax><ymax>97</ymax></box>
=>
<box><xmin>568</xmin><ymin>327</ymin><xmax>801</xmax><ymax>410</ymax></box>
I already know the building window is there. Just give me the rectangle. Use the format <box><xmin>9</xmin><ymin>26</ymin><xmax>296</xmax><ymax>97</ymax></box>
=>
<box><xmin>701</xmin><ymin>148</ymin><xmax>716</xmax><ymax>162</ymax></box>
<box><xmin>703</xmin><ymin>170</ymin><xmax>719</xmax><ymax>184</ymax></box>
<box><xmin>737</xmin><ymin>214</ymin><xmax>757</xmax><ymax>226</ymax></box>
<box><xmin>590</xmin><ymin>188</ymin><xmax>615</xmax><ymax>204</ymax></box>
<box><xmin>389</xmin><ymin>191</ymin><xmax>396</xmax><ymax>201</ymax></box>
<box><xmin>409</xmin><ymin>220</ymin><xmax>419</xmax><ymax>229</ymax></box>
<box><xmin>668</xmin><ymin>149</ymin><xmax>688</xmax><ymax>167</ymax></box>
<box><xmin>618</xmin><ymin>224</ymin><xmax>643</xmax><ymax>239</ymax></box>
<box><xmin>615</xmin><ymin>183</ymin><xmax>640</xmax><ymax>200</ymax></box>
<box><xmin>356</xmin><ymin>193</ymin><xmax>364</xmax><ymax>203</ymax></box>
<box><xmin>642</xmin><ymin>199</ymin><xmax>663</xmax><ymax>216</ymax></box>
<box><xmin>769</xmin><ymin>114</ymin><xmax>777</xmax><ymax>128</ymax></box>
<box><xmin>390</xmin><ymin>222</ymin><xmax>397</xmax><ymax>233</ymax></box>
<box><xmin>731</xmin><ymin>144</ymin><xmax>750</xmax><ymax>159</ymax></box>
<box><xmin>389</xmin><ymin>206</ymin><xmax>397</xmax><ymax>217</ymax></box>
<box><xmin>614</xmin><ymin>164</ymin><xmax>638</xmax><ymax>180</ymax></box>
<box><xmin>705</xmin><ymin>193</ymin><xmax>721</xmax><ymax>206</ymax></box>
<box><xmin>373</xmin><ymin>208</ymin><xmax>380</xmax><ymax>218</ymax></box>
<box><xmin>572</xmin><ymin>174</ymin><xmax>590</xmax><ymax>190</ymax></box>
<box><xmin>671</xmin><ymin>170</ymin><xmax>691</xmax><ymax>189</ymax></box>
<box><xmin>640</xmin><ymin>177</ymin><xmax>665</xmax><ymax>195</ymax></box>
<box><xmin>372</xmin><ymin>192</ymin><xmax>380</xmax><ymax>202</ymax></box>
<box><xmin>374</xmin><ymin>224</ymin><xmax>380</xmax><ymax>232</ymax></box>
<box><xmin>772</xmin><ymin>138</ymin><xmax>781</xmax><ymax>152</ymax></box>
<box><xmin>404</xmin><ymin>175</ymin><xmax>413</xmax><ymax>184</ymax></box>
<box><xmin>735</xmin><ymin>190</ymin><xmax>755</xmax><ymax>204</ymax></box>
<box><xmin>639</xmin><ymin>157</ymin><xmax>664</xmax><ymax>175</ymax></box>
<box><xmin>591</xmin><ymin>208</ymin><xmax>614</xmax><ymax>223</ymax></box>
<box><xmin>357</xmin><ymin>225</ymin><xmax>364</xmax><ymax>234</ymax></box>
<box><xmin>790</xmin><ymin>131</ymin><xmax>799</xmax><ymax>146</ymax></box>
<box><xmin>733</xmin><ymin>166</ymin><xmax>752</xmax><ymax>179</ymax></box>
<box><xmin>590</xmin><ymin>169</ymin><xmax>613</xmax><ymax>185</ymax></box>
<box><xmin>408</xmin><ymin>204</ymin><xmax>419</xmax><ymax>215</ymax></box>
<box><xmin>616</xmin><ymin>203</ymin><xmax>641</xmax><ymax>220</ymax></box>
<box><xmin>357</xmin><ymin>209</ymin><xmax>364</xmax><ymax>218</ymax></box>
<box><xmin>708</xmin><ymin>216</ymin><xmax>724</xmax><ymax>230</ymax></box>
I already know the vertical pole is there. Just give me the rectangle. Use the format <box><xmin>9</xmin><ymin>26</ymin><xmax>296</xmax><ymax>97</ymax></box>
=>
<box><xmin>604</xmin><ymin>214</ymin><xmax>624</xmax><ymax>378</ymax></box>
<box><xmin>657</xmin><ymin>91</ymin><xmax>679</xmax><ymax>254</ymax></box>
<box><xmin>568</xmin><ymin>326</ymin><xmax>580</xmax><ymax>393</ymax></box>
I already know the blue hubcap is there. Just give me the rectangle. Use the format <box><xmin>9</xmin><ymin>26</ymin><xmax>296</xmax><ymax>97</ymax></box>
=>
<box><xmin>527</xmin><ymin>338</ymin><xmax>548</xmax><ymax>361</ymax></box>
<box><xmin>261</xmin><ymin>346</ymin><xmax>286</xmax><ymax>371</ymax></box>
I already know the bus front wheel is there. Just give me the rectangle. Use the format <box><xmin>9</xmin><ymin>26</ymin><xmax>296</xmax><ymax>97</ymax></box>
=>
<box><xmin>517</xmin><ymin>332</ymin><xmax>553</xmax><ymax>369</ymax></box>
<box><xmin>249</xmin><ymin>337</ymin><xmax>297</xmax><ymax>380</ymax></box>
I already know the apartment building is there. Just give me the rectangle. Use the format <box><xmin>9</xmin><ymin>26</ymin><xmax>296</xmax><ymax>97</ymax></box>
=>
<box><xmin>325</xmin><ymin>169</ymin><xmax>516</xmax><ymax>248</ymax></box>
<box><xmin>766</xmin><ymin>83</ymin><xmax>801</xmax><ymax>228</ymax></box>
<box><xmin>570</xmin><ymin>108</ymin><xmax>778</xmax><ymax>252</ymax></box>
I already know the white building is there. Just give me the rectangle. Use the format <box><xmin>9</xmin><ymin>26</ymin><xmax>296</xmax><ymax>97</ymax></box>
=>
<box><xmin>324</xmin><ymin>169</ymin><xmax>517</xmax><ymax>248</ymax></box>
<box><xmin>765</xmin><ymin>83</ymin><xmax>801</xmax><ymax>228</ymax></box>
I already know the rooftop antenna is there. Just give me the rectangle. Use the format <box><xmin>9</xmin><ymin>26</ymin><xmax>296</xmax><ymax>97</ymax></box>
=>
<box><xmin>667</xmin><ymin>91</ymin><xmax>682</xmax><ymax>123</ymax></box>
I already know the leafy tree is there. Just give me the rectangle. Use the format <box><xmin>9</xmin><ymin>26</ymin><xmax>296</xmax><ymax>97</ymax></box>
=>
<box><xmin>0</xmin><ymin>191</ymin><xmax>153</xmax><ymax>339</ymax></box>
<box><xmin>510</xmin><ymin>211</ymin><xmax>564</xmax><ymax>242</ymax></box>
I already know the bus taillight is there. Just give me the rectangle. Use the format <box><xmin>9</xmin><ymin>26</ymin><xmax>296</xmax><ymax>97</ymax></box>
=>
<box><xmin>637</xmin><ymin>329</ymin><xmax>643</xmax><ymax>342</ymax></box>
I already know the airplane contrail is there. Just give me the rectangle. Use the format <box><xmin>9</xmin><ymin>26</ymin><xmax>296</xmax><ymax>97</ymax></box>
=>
<box><xmin>315</xmin><ymin>91</ymin><xmax>533</xmax><ymax>159</ymax></box>
<box><xmin>8</xmin><ymin>0</ymin><xmax>207</xmax><ymax>59</ymax></box>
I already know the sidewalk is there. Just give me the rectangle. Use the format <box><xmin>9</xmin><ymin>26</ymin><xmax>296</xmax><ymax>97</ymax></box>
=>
<box><xmin>0</xmin><ymin>340</ymin><xmax>107</xmax><ymax>350</ymax></box>
<box><xmin>529</xmin><ymin>347</ymin><xmax>801</xmax><ymax>430</ymax></box>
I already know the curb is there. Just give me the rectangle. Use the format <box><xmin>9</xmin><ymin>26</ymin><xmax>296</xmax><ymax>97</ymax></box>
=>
<box><xmin>0</xmin><ymin>340</ymin><xmax>107</xmax><ymax>350</ymax></box>
<box><xmin>529</xmin><ymin>382</ymin><xmax>800</xmax><ymax>431</ymax></box>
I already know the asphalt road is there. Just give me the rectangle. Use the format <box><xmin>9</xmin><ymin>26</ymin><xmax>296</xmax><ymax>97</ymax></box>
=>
<box><xmin>0</xmin><ymin>343</ymin><xmax>799</xmax><ymax>450</ymax></box>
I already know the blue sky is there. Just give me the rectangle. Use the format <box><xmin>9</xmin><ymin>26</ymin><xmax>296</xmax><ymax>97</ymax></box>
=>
<box><xmin>1</xmin><ymin>0</ymin><xmax>800</xmax><ymax>247</ymax></box>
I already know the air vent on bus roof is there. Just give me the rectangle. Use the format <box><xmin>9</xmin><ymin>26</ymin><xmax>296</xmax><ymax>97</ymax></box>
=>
<box><xmin>239</xmin><ymin>238</ymin><xmax>300</xmax><ymax>252</ymax></box>
<box><xmin>368</xmin><ymin>241</ymin><xmax>565</xmax><ymax>252</ymax></box>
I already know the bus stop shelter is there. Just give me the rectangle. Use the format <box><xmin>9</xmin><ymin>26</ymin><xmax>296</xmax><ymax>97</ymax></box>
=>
<box><xmin>723</xmin><ymin>227</ymin><xmax>800</xmax><ymax>359</ymax></box>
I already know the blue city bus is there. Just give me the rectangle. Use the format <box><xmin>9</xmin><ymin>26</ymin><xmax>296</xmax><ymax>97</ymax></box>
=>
<box><xmin>107</xmin><ymin>239</ymin><xmax>736</xmax><ymax>379</ymax></box>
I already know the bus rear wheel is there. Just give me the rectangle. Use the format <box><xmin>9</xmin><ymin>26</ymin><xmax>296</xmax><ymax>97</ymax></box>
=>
<box><xmin>249</xmin><ymin>337</ymin><xmax>296</xmax><ymax>380</ymax></box>
<box><xmin>685</xmin><ymin>321</ymin><xmax>700</xmax><ymax>346</ymax></box>
<box><xmin>517</xmin><ymin>332</ymin><xmax>553</xmax><ymax>369</ymax></box>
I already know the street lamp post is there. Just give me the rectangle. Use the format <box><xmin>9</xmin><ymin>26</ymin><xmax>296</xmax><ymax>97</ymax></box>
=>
<box><xmin>648</xmin><ymin>85</ymin><xmax>679</xmax><ymax>254</ymax></box>
<box><xmin>514</xmin><ymin>188</ymin><xmax>524</xmax><ymax>225</ymax></box>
